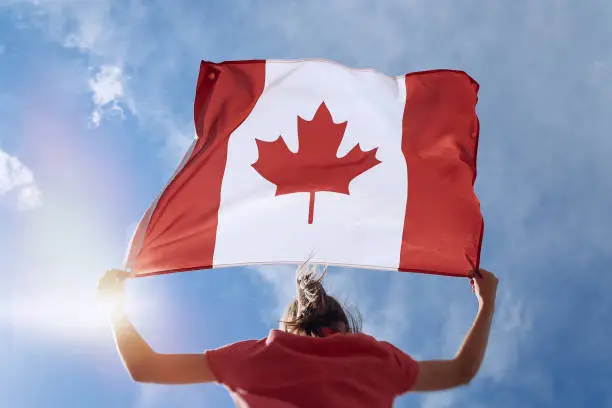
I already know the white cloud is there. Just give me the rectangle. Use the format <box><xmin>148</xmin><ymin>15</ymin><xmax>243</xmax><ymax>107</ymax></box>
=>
<box><xmin>88</xmin><ymin>64</ymin><xmax>131</xmax><ymax>126</ymax></box>
<box><xmin>0</xmin><ymin>148</ymin><xmax>42</xmax><ymax>210</ymax></box>
<box><xmin>89</xmin><ymin>65</ymin><xmax>124</xmax><ymax>107</ymax></box>
<box><xmin>417</xmin><ymin>287</ymin><xmax>529</xmax><ymax>407</ymax></box>
<box><xmin>255</xmin><ymin>265</ymin><xmax>298</xmax><ymax>320</ymax></box>
<box><xmin>420</xmin><ymin>391</ymin><xmax>457</xmax><ymax>408</ymax></box>
<box><xmin>61</xmin><ymin>3</ymin><xmax>113</xmax><ymax>52</ymax></box>
<box><xmin>17</xmin><ymin>184</ymin><xmax>43</xmax><ymax>210</ymax></box>
<box><xmin>478</xmin><ymin>292</ymin><xmax>529</xmax><ymax>381</ymax></box>
<box><xmin>3</xmin><ymin>0</ymin><xmax>140</xmax><ymax>126</ymax></box>
<box><xmin>2</xmin><ymin>0</ymin><xmax>225</xmax><ymax>166</ymax></box>
<box><xmin>0</xmin><ymin>149</ymin><xmax>33</xmax><ymax>193</ymax></box>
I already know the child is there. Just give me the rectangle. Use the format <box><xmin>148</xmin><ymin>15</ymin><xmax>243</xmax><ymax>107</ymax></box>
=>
<box><xmin>99</xmin><ymin>265</ymin><xmax>498</xmax><ymax>407</ymax></box>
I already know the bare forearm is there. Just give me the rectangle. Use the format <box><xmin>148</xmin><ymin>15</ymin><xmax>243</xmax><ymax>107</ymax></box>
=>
<box><xmin>454</xmin><ymin>303</ymin><xmax>495</xmax><ymax>380</ymax></box>
<box><xmin>109</xmin><ymin>308</ymin><xmax>155</xmax><ymax>377</ymax></box>
<box><xmin>107</xmin><ymin>307</ymin><xmax>216</xmax><ymax>385</ymax></box>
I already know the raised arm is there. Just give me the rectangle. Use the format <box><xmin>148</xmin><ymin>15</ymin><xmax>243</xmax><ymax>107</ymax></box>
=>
<box><xmin>98</xmin><ymin>269</ymin><xmax>216</xmax><ymax>384</ymax></box>
<box><xmin>410</xmin><ymin>269</ymin><xmax>498</xmax><ymax>392</ymax></box>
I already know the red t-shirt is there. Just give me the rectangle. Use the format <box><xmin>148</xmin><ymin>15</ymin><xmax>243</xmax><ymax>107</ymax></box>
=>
<box><xmin>205</xmin><ymin>330</ymin><xmax>419</xmax><ymax>408</ymax></box>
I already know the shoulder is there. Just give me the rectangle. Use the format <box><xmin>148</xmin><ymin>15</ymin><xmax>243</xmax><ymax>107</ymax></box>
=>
<box><xmin>205</xmin><ymin>338</ymin><xmax>265</xmax><ymax>360</ymax></box>
<box><xmin>204</xmin><ymin>338</ymin><xmax>266</xmax><ymax>380</ymax></box>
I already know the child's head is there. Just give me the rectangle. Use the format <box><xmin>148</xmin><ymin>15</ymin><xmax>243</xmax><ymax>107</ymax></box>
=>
<box><xmin>280</xmin><ymin>264</ymin><xmax>361</xmax><ymax>337</ymax></box>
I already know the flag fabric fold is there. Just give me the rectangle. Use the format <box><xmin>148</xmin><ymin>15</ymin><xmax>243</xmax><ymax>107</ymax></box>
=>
<box><xmin>125</xmin><ymin>59</ymin><xmax>482</xmax><ymax>278</ymax></box>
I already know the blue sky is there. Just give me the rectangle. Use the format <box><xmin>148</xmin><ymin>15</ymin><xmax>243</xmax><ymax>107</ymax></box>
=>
<box><xmin>1</xmin><ymin>1</ymin><xmax>611</xmax><ymax>407</ymax></box>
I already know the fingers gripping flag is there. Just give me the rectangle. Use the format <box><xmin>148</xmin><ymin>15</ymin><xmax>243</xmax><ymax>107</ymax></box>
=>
<box><xmin>125</xmin><ymin>60</ymin><xmax>483</xmax><ymax>277</ymax></box>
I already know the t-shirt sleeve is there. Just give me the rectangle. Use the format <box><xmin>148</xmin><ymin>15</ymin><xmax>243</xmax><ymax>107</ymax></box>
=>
<box><xmin>205</xmin><ymin>339</ymin><xmax>263</xmax><ymax>388</ymax></box>
<box><xmin>379</xmin><ymin>341</ymin><xmax>420</xmax><ymax>395</ymax></box>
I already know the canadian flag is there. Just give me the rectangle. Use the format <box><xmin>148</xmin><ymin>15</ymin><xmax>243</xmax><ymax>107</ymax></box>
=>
<box><xmin>125</xmin><ymin>59</ymin><xmax>482</xmax><ymax>278</ymax></box>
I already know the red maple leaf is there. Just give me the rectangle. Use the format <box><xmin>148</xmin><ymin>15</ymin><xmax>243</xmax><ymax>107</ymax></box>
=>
<box><xmin>252</xmin><ymin>102</ymin><xmax>381</xmax><ymax>224</ymax></box>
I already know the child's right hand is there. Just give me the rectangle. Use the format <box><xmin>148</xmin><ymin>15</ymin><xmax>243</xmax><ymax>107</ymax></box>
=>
<box><xmin>470</xmin><ymin>269</ymin><xmax>498</xmax><ymax>307</ymax></box>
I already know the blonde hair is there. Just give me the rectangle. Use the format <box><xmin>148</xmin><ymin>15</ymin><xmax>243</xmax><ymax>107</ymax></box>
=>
<box><xmin>280</xmin><ymin>264</ymin><xmax>361</xmax><ymax>337</ymax></box>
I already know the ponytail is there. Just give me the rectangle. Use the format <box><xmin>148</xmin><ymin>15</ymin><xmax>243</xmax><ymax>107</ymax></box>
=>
<box><xmin>281</xmin><ymin>264</ymin><xmax>361</xmax><ymax>337</ymax></box>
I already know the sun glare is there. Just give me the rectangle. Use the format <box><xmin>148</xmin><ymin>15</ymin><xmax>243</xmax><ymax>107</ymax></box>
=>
<box><xmin>2</xmin><ymin>144</ymin><xmax>149</xmax><ymax>345</ymax></box>
<box><xmin>6</xmin><ymin>290</ymin><xmax>114</xmax><ymax>341</ymax></box>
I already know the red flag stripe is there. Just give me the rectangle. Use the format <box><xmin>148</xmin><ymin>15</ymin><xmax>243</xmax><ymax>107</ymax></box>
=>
<box><xmin>125</xmin><ymin>60</ymin><xmax>266</xmax><ymax>276</ymax></box>
<box><xmin>399</xmin><ymin>70</ymin><xmax>482</xmax><ymax>277</ymax></box>
<box><xmin>123</xmin><ymin>137</ymin><xmax>198</xmax><ymax>271</ymax></box>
